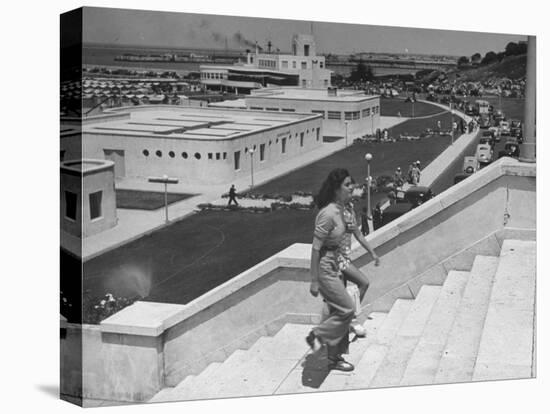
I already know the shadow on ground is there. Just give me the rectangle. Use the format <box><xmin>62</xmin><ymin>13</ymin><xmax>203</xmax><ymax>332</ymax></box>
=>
<box><xmin>301</xmin><ymin>350</ymin><xmax>331</xmax><ymax>388</ymax></box>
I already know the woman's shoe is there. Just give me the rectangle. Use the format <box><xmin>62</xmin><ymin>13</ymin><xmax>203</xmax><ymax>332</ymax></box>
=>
<box><xmin>328</xmin><ymin>356</ymin><xmax>355</xmax><ymax>372</ymax></box>
<box><xmin>306</xmin><ymin>331</ymin><xmax>323</xmax><ymax>352</ymax></box>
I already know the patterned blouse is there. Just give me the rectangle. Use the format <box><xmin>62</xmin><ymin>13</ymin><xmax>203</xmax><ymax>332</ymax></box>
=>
<box><xmin>312</xmin><ymin>202</ymin><xmax>357</xmax><ymax>271</ymax></box>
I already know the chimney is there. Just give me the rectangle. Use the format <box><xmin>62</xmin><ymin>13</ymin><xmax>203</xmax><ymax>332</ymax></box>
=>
<box><xmin>327</xmin><ymin>87</ymin><xmax>337</xmax><ymax>97</ymax></box>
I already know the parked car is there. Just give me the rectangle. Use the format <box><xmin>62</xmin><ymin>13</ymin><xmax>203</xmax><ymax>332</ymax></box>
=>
<box><xmin>498</xmin><ymin>141</ymin><xmax>521</xmax><ymax>159</ymax></box>
<box><xmin>454</xmin><ymin>156</ymin><xmax>480</xmax><ymax>184</ymax></box>
<box><xmin>380</xmin><ymin>203</ymin><xmax>414</xmax><ymax>227</ymax></box>
<box><xmin>488</xmin><ymin>126</ymin><xmax>501</xmax><ymax>142</ymax></box>
<box><xmin>480</xmin><ymin>131</ymin><xmax>496</xmax><ymax>148</ymax></box>
<box><xmin>500</xmin><ymin>121</ymin><xmax>511</xmax><ymax>136</ymax></box>
<box><xmin>510</xmin><ymin>119</ymin><xmax>522</xmax><ymax>128</ymax></box>
<box><xmin>463</xmin><ymin>156</ymin><xmax>480</xmax><ymax>174</ymax></box>
<box><xmin>380</xmin><ymin>185</ymin><xmax>436</xmax><ymax>226</ymax></box>
<box><xmin>475</xmin><ymin>143</ymin><xmax>493</xmax><ymax>166</ymax></box>
<box><xmin>395</xmin><ymin>185</ymin><xmax>435</xmax><ymax>207</ymax></box>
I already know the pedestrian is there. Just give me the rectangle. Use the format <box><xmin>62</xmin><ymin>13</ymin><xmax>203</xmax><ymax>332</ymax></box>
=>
<box><xmin>407</xmin><ymin>163</ymin><xmax>415</xmax><ymax>184</ymax></box>
<box><xmin>307</xmin><ymin>168</ymin><xmax>380</xmax><ymax>371</ymax></box>
<box><xmin>393</xmin><ymin>167</ymin><xmax>404</xmax><ymax>188</ymax></box>
<box><xmin>372</xmin><ymin>202</ymin><xmax>382</xmax><ymax>231</ymax></box>
<box><xmin>360</xmin><ymin>207</ymin><xmax>369</xmax><ymax>237</ymax></box>
<box><xmin>227</xmin><ymin>184</ymin><xmax>238</xmax><ymax>206</ymax></box>
<box><xmin>411</xmin><ymin>161</ymin><xmax>421</xmax><ymax>185</ymax></box>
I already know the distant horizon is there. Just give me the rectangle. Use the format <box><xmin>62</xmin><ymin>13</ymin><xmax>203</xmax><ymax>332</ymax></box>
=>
<box><xmin>82</xmin><ymin>41</ymin><xmax>467</xmax><ymax>59</ymax></box>
<box><xmin>81</xmin><ymin>7</ymin><xmax>527</xmax><ymax>57</ymax></box>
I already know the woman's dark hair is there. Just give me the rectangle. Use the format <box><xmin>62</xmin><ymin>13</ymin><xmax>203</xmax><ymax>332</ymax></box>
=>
<box><xmin>314</xmin><ymin>168</ymin><xmax>351</xmax><ymax>209</ymax></box>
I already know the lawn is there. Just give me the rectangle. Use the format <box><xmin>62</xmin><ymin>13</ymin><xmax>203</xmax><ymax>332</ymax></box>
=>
<box><xmin>79</xmin><ymin>208</ymin><xmax>316</xmax><ymax>310</ymax></box>
<box><xmin>116</xmin><ymin>189</ymin><xmax>196</xmax><ymax>210</ymax></box>
<box><xmin>380</xmin><ymin>97</ymin><xmax>446</xmax><ymax>117</ymax></box>
<box><xmin>251</xmin><ymin>114</ymin><xmax>453</xmax><ymax>197</ymax></box>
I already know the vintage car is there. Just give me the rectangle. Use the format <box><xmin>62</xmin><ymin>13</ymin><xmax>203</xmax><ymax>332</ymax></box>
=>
<box><xmin>488</xmin><ymin>126</ymin><xmax>501</xmax><ymax>142</ymax></box>
<box><xmin>378</xmin><ymin>185</ymin><xmax>435</xmax><ymax>227</ymax></box>
<box><xmin>500</xmin><ymin>121</ymin><xmax>511</xmax><ymax>136</ymax></box>
<box><xmin>480</xmin><ymin>131</ymin><xmax>496</xmax><ymax>148</ymax></box>
<box><xmin>463</xmin><ymin>156</ymin><xmax>480</xmax><ymax>174</ymax></box>
<box><xmin>475</xmin><ymin>143</ymin><xmax>493</xmax><ymax>166</ymax></box>
<box><xmin>454</xmin><ymin>156</ymin><xmax>480</xmax><ymax>184</ymax></box>
<box><xmin>498</xmin><ymin>141</ymin><xmax>521</xmax><ymax>159</ymax></box>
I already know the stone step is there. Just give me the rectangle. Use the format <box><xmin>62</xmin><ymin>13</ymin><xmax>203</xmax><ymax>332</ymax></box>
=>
<box><xmin>400</xmin><ymin>271</ymin><xmax>470</xmax><ymax>386</ymax></box>
<box><xmin>274</xmin><ymin>312</ymin><xmax>389</xmax><ymax>394</ymax></box>
<box><xmin>208</xmin><ymin>325</ymin><xmax>313</xmax><ymax>399</ymax></box>
<box><xmin>473</xmin><ymin>240</ymin><xmax>536</xmax><ymax>381</ymax></box>
<box><xmin>344</xmin><ymin>299</ymin><xmax>414</xmax><ymax>390</ymax></box>
<box><xmin>369</xmin><ymin>285</ymin><xmax>442</xmax><ymax>388</ymax></box>
<box><xmin>434</xmin><ymin>255</ymin><xmax>499</xmax><ymax>384</ymax></box>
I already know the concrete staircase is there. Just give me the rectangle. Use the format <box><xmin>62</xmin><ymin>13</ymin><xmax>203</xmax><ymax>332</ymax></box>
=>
<box><xmin>149</xmin><ymin>239</ymin><xmax>536</xmax><ymax>403</ymax></box>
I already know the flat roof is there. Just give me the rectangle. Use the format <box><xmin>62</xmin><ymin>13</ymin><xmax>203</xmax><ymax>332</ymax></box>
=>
<box><xmin>247</xmin><ymin>88</ymin><xmax>379</xmax><ymax>102</ymax></box>
<box><xmin>81</xmin><ymin>106</ymin><xmax>319</xmax><ymax>141</ymax></box>
<box><xmin>61</xmin><ymin>159</ymin><xmax>115</xmax><ymax>175</ymax></box>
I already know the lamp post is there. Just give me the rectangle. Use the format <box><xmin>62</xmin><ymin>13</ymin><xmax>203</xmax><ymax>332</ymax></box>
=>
<box><xmin>365</xmin><ymin>153</ymin><xmax>373</xmax><ymax>225</ymax></box>
<box><xmin>450</xmin><ymin>102</ymin><xmax>454</xmax><ymax>145</ymax></box>
<box><xmin>148</xmin><ymin>174</ymin><xmax>179</xmax><ymax>223</ymax></box>
<box><xmin>344</xmin><ymin>121</ymin><xmax>349</xmax><ymax>147</ymax></box>
<box><xmin>249</xmin><ymin>148</ymin><xmax>255</xmax><ymax>187</ymax></box>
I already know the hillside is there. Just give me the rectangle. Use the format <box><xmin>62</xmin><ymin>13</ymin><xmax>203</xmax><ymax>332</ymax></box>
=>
<box><xmin>451</xmin><ymin>54</ymin><xmax>527</xmax><ymax>82</ymax></box>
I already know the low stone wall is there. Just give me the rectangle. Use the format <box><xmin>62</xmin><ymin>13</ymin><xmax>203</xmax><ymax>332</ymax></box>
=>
<box><xmin>61</xmin><ymin>158</ymin><xmax>536</xmax><ymax>402</ymax></box>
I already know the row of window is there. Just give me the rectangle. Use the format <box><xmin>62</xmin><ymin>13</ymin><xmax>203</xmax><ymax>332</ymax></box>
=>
<box><xmin>201</xmin><ymin>72</ymin><xmax>227</xmax><ymax>80</ymax></box>
<box><xmin>142</xmin><ymin>150</ymin><xmax>228</xmax><ymax>160</ymax></box>
<box><xmin>280</xmin><ymin>60</ymin><xmax>324</xmax><ymax>69</ymax></box>
<box><xmin>258</xmin><ymin>59</ymin><xmax>277</xmax><ymax>68</ymax></box>
<box><xmin>247</xmin><ymin>106</ymin><xmax>377</xmax><ymax>120</ymax></box>
<box><xmin>65</xmin><ymin>190</ymin><xmax>102</xmax><ymax>221</ymax></box>
<box><xmin>139</xmin><ymin>128</ymin><xmax>321</xmax><ymax>168</ymax></box>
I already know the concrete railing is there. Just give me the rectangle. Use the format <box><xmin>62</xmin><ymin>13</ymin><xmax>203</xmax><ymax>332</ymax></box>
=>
<box><xmin>61</xmin><ymin>158</ymin><xmax>535</xmax><ymax>402</ymax></box>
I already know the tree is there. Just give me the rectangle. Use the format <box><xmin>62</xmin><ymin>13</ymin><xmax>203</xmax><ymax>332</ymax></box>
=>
<box><xmin>481</xmin><ymin>51</ymin><xmax>498</xmax><ymax>65</ymax></box>
<box><xmin>505</xmin><ymin>42</ymin><xmax>520</xmax><ymax>56</ymax></box>
<box><xmin>349</xmin><ymin>60</ymin><xmax>374</xmax><ymax>83</ymax></box>
<box><xmin>457</xmin><ymin>56</ymin><xmax>470</xmax><ymax>67</ymax></box>
<box><xmin>471</xmin><ymin>52</ymin><xmax>481</xmax><ymax>64</ymax></box>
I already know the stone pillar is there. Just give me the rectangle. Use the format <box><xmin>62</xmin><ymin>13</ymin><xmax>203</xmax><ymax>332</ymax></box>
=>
<box><xmin>520</xmin><ymin>36</ymin><xmax>536</xmax><ymax>162</ymax></box>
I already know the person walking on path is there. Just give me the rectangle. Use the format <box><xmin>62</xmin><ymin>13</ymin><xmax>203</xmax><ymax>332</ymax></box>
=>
<box><xmin>360</xmin><ymin>207</ymin><xmax>370</xmax><ymax>237</ymax></box>
<box><xmin>307</xmin><ymin>169</ymin><xmax>379</xmax><ymax>372</ymax></box>
<box><xmin>227</xmin><ymin>184</ymin><xmax>239</xmax><ymax>206</ymax></box>
<box><xmin>393</xmin><ymin>167</ymin><xmax>404</xmax><ymax>188</ymax></box>
<box><xmin>411</xmin><ymin>161</ymin><xmax>421</xmax><ymax>185</ymax></box>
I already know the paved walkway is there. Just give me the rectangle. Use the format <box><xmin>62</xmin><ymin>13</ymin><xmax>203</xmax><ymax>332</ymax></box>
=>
<box><xmin>64</xmin><ymin>116</ymin><xmax>407</xmax><ymax>261</ymax></box>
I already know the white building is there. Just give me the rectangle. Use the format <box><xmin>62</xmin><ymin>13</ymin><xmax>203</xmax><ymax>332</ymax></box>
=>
<box><xmin>61</xmin><ymin>106</ymin><xmax>323</xmax><ymax>186</ymax></box>
<box><xmin>200</xmin><ymin>34</ymin><xmax>332</xmax><ymax>93</ymax></box>
<box><xmin>245</xmin><ymin>87</ymin><xmax>381</xmax><ymax>142</ymax></box>
<box><xmin>60</xmin><ymin>159</ymin><xmax>118</xmax><ymax>238</ymax></box>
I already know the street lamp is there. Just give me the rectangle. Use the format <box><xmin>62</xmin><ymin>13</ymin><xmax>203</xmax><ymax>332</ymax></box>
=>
<box><xmin>148</xmin><ymin>174</ymin><xmax>179</xmax><ymax>223</ymax></box>
<box><xmin>450</xmin><ymin>102</ymin><xmax>454</xmax><ymax>145</ymax></box>
<box><xmin>365</xmin><ymin>153</ymin><xmax>373</xmax><ymax>228</ymax></box>
<box><xmin>249</xmin><ymin>148</ymin><xmax>255</xmax><ymax>187</ymax></box>
<box><xmin>344</xmin><ymin>121</ymin><xmax>349</xmax><ymax>147</ymax></box>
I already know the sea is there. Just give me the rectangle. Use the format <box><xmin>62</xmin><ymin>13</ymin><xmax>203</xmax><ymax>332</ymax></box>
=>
<box><xmin>82</xmin><ymin>44</ymin><xmax>411</xmax><ymax>77</ymax></box>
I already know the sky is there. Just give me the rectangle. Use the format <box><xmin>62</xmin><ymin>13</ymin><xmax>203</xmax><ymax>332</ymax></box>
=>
<box><xmin>82</xmin><ymin>7</ymin><xmax>527</xmax><ymax>57</ymax></box>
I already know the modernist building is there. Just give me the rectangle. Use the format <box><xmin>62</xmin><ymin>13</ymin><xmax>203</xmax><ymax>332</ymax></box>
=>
<box><xmin>60</xmin><ymin>159</ymin><xmax>118</xmax><ymax>238</ymax></box>
<box><xmin>200</xmin><ymin>34</ymin><xmax>332</xmax><ymax>93</ymax></box>
<box><xmin>245</xmin><ymin>87</ymin><xmax>381</xmax><ymax>141</ymax></box>
<box><xmin>61</xmin><ymin>106</ymin><xmax>323</xmax><ymax>185</ymax></box>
